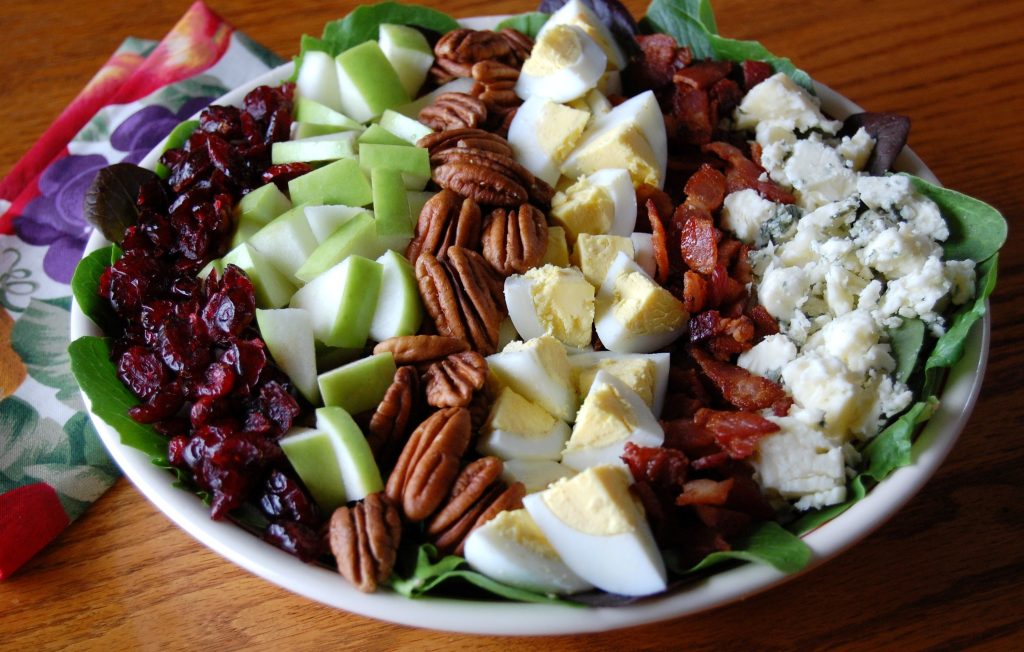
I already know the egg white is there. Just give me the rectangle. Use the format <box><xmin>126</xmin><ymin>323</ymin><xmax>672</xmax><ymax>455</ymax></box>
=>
<box><xmin>595</xmin><ymin>252</ymin><xmax>687</xmax><ymax>353</ymax></box>
<box><xmin>515</xmin><ymin>25</ymin><xmax>607</xmax><ymax>103</ymax></box>
<box><xmin>567</xmin><ymin>350</ymin><xmax>671</xmax><ymax>417</ymax></box>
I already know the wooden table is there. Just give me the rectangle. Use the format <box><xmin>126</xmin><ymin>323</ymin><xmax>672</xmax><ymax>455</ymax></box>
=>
<box><xmin>3</xmin><ymin>0</ymin><xmax>1022</xmax><ymax>648</ymax></box>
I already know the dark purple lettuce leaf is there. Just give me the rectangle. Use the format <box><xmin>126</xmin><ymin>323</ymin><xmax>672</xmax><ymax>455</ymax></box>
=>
<box><xmin>538</xmin><ymin>0</ymin><xmax>642</xmax><ymax>61</ymax></box>
<box><xmin>82</xmin><ymin>163</ymin><xmax>162</xmax><ymax>244</ymax></box>
<box><xmin>841</xmin><ymin>112</ymin><xmax>911</xmax><ymax>175</ymax></box>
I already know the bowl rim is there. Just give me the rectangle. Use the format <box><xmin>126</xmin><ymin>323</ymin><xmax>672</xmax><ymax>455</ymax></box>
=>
<box><xmin>69</xmin><ymin>41</ymin><xmax>991</xmax><ymax>636</ymax></box>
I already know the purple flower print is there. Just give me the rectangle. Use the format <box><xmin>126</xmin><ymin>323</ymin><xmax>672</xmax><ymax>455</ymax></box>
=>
<box><xmin>14</xmin><ymin>96</ymin><xmax>213</xmax><ymax>283</ymax></box>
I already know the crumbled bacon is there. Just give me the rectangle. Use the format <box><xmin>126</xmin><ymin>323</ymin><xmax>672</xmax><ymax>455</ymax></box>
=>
<box><xmin>678</xmin><ymin>208</ymin><xmax>719</xmax><ymax>274</ymax></box>
<box><xmin>690</xmin><ymin>346</ymin><xmax>789</xmax><ymax>411</ymax></box>
<box><xmin>683</xmin><ymin>164</ymin><xmax>727</xmax><ymax>212</ymax></box>
<box><xmin>694</xmin><ymin>408</ymin><xmax>780</xmax><ymax>458</ymax></box>
<box><xmin>673</xmin><ymin>60</ymin><xmax>733</xmax><ymax>90</ymax></box>
<box><xmin>748</xmin><ymin>304</ymin><xmax>780</xmax><ymax>336</ymax></box>
<box><xmin>632</xmin><ymin>34</ymin><xmax>682</xmax><ymax>90</ymax></box>
<box><xmin>646</xmin><ymin>199</ymin><xmax>671</xmax><ymax>284</ymax></box>
<box><xmin>682</xmin><ymin>270</ymin><xmax>708</xmax><ymax>313</ymax></box>
<box><xmin>708</xmin><ymin>263</ymin><xmax>746</xmax><ymax>307</ymax></box>
<box><xmin>636</xmin><ymin>183</ymin><xmax>673</xmax><ymax>233</ymax></box>
<box><xmin>704</xmin><ymin>141</ymin><xmax>797</xmax><ymax>204</ymax></box>
<box><xmin>623</xmin><ymin>442</ymin><xmax>688</xmax><ymax>489</ymax></box>
<box><xmin>672</xmin><ymin>87</ymin><xmax>714</xmax><ymax>145</ymax></box>
<box><xmin>676</xmin><ymin>478</ymin><xmax>734</xmax><ymax>506</ymax></box>
<box><xmin>741</xmin><ymin>60</ymin><xmax>773</xmax><ymax>91</ymax></box>
<box><xmin>709</xmin><ymin>77</ymin><xmax>744</xmax><ymax>120</ymax></box>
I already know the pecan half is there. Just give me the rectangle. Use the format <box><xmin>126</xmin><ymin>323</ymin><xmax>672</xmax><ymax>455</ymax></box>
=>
<box><xmin>436</xmin><ymin>28</ymin><xmax>514</xmax><ymax>65</ymax></box>
<box><xmin>418</xmin><ymin>127</ymin><xmax>514</xmax><ymax>158</ymax></box>
<box><xmin>419</xmin><ymin>92</ymin><xmax>488</xmax><ymax>132</ymax></box>
<box><xmin>481</xmin><ymin>204</ymin><xmax>548</xmax><ymax>275</ymax></box>
<box><xmin>415</xmin><ymin>248</ymin><xmax>503</xmax><ymax>354</ymax></box>
<box><xmin>329</xmin><ymin>492</ymin><xmax>402</xmax><ymax>593</ymax></box>
<box><xmin>424</xmin><ymin>351</ymin><xmax>487</xmax><ymax>408</ymax></box>
<box><xmin>385</xmin><ymin>407</ymin><xmax>472</xmax><ymax>521</ymax></box>
<box><xmin>431</xmin><ymin>146</ymin><xmax>536</xmax><ymax>207</ymax></box>
<box><xmin>367</xmin><ymin>366</ymin><xmax>419</xmax><ymax>470</ymax></box>
<box><xmin>471</xmin><ymin>60</ymin><xmax>521</xmax><ymax>119</ymax></box>
<box><xmin>405</xmin><ymin>189</ymin><xmax>482</xmax><ymax>265</ymax></box>
<box><xmin>426</xmin><ymin>457</ymin><xmax>526</xmax><ymax>556</ymax></box>
<box><xmin>373</xmin><ymin>334</ymin><xmax>470</xmax><ymax>367</ymax></box>
<box><xmin>499</xmin><ymin>28</ymin><xmax>534</xmax><ymax>65</ymax></box>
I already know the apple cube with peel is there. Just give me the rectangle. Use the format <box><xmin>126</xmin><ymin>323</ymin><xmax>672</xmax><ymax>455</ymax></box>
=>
<box><xmin>295</xmin><ymin>50</ymin><xmax>344</xmax><ymax>113</ymax></box>
<box><xmin>369</xmin><ymin>250</ymin><xmax>422</xmax><ymax>341</ymax></box>
<box><xmin>407</xmin><ymin>190</ymin><xmax>434</xmax><ymax>219</ymax></box>
<box><xmin>357</xmin><ymin>124</ymin><xmax>409</xmax><ymax>147</ymax></box>
<box><xmin>315</xmin><ymin>407</ymin><xmax>384</xmax><ymax>502</ymax></box>
<box><xmin>371</xmin><ymin>167</ymin><xmax>414</xmax><ymax>253</ymax></box>
<box><xmin>290</xmin><ymin>255</ymin><xmax>383</xmax><ymax>348</ymax></box>
<box><xmin>378</xmin><ymin>109</ymin><xmax>433</xmax><ymax>145</ymax></box>
<box><xmin>379</xmin><ymin>23</ymin><xmax>434</xmax><ymax>97</ymax></box>
<box><xmin>271</xmin><ymin>131</ymin><xmax>358</xmax><ymax>164</ymax></box>
<box><xmin>293</xmin><ymin>96</ymin><xmax>362</xmax><ymax>130</ymax></box>
<box><xmin>222</xmin><ymin>243</ymin><xmax>296</xmax><ymax>309</ymax></box>
<box><xmin>292</xmin><ymin>122</ymin><xmax>351</xmax><ymax>139</ymax></box>
<box><xmin>358</xmin><ymin>143</ymin><xmax>431</xmax><ymax>190</ymax></box>
<box><xmin>256</xmin><ymin>308</ymin><xmax>320</xmax><ymax>403</ymax></box>
<box><xmin>288</xmin><ymin>157</ymin><xmax>373</xmax><ymax>207</ymax></box>
<box><xmin>315</xmin><ymin>342</ymin><xmax>363</xmax><ymax>373</ymax></box>
<box><xmin>318</xmin><ymin>351</ymin><xmax>397</xmax><ymax>414</ymax></box>
<box><xmin>304</xmin><ymin>204</ymin><xmax>372</xmax><ymax>243</ymax></box>
<box><xmin>279</xmin><ymin>426</ymin><xmax>347</xmax><ymax>512</ymax></box>
<box><xmin>296</xmin><ymin>212</ymin><xmax>380</xmax><ymax>283</ymax></box>
<box><xmin>247</xmin><ymin>204</ymin><xmax>319</xmax><ymax>285</ymax></box>
<box><xmin>231</xmin><ymin>182</ymin><xmax>291</xmax><ymax>248</ymax></box>
<box><xmin>198</xmin><ymin>258</ymin><xmax>223</xmax><ymax>280</ymax></box>
<box><xmin>335</xmin><ymin>40</ymin><xmax>411</xmax><ymax>123</ymax></box>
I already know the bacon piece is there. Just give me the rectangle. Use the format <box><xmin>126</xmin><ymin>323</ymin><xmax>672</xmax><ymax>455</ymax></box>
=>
<box><xmin>673</xmin><ymin>60</ymin><xmax>732</xmax><ymax>90</ymax></box>
<box><xmin>691</xmin><ymin>451</ymin><xmax>730</xmax><ymax>470</ymax></box>
<box><xmin>676</xmin><ymin>478</ymin><xmax>734</xmax><ymax>507</ymax></box>
<box><xmin>672</xmin><ymin>87</ymin><xmax>714</xmax><ymax>145</ymax></box>
<box><xmin>704</xmin><ymin>141</ymin><xmax>796</xmax><ymax>204</ymax></box>
<box><xmin>622</xmin><ymin>442</ymin><xmax>688</xmax><ymax>489</ymax></box>
<box><xmin>748</xmin><ymin>304</ymin><xmax>780</xmax><ymax>336</ymax></box>
<box><xmin>717</xmin><ymin>238</ymin><xmax>742</xmax><ymax>268</ymax></box>
<box><xmin>679</xmin><ymin>209</ymin><xmax>719</xmax><ymax>274</ymax></box>
<box><xmin>709</xmin><ymin>77</ymin><xmax>743</xmax><ymax>121</ymax></box>
<box><xmin>633</xmin><ymin>34</ymin><xmax>681</xmax><ymax>89</ymax></box>
<box><xmin>690</xmin><ymin>345</ymin><xmax>790</xmax><ymax>411</ymax></box>
<box><xmin>693</xmin><ymin>505</ymin><xmax>752</xmax><ymax>538</ymax></box>
<box><xmin>682</xmin><ymin>270</ymin><xmax>708</xmax><ymax>314</ymax></box>
<box><xmin>683</xmin><ymin>164</ymin><xmax>727</xmax><ymax>212</ymax></box>
<box><xmin>646</xmin><ymin>199</ymin><xmax>670</xmax><ymax>284</ymax></box>
<box><xmin>707</xmin><ymin>334</ymin><xmax>751</xmax><ymax>360</ymax></box>
<box><xmin>708</xmin><ymin>263</ymin><xmax>745</xmax><ymax>307</ymax></box>
<box><xmin>636</xmin><ymin>183</ymin><xmax>673</xmax><ymax>233</ymax></box>
<box><xmin>741</xmin><ymin>60</ymin><xmax>773</xmax><ymax>90</ymax></box>
<box><xmin>662</xmin><ymin>418</ymin><xmax>717</xmax><ymax>458</ymax></box>
<box><xmin>694</xmin><ymin>407</ymin><xmax>780</xmax><ymax>458</ymax></box>
<box><xmin>732</xmin><ymin>244</ymin><xmax>753</xmax><ymax>284</ymax></box>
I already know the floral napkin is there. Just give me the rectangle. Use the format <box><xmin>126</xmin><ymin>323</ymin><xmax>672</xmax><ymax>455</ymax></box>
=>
<box><xmin>0</xmin><ymin>0</ymin><xmax>284</xmax><ymax>580</ymax></box>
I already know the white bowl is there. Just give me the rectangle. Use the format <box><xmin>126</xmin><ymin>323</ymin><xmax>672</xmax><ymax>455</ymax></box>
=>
<box><xmin>70</xmin><ymin>46</ymin><xmax>989</xmax><ymax>635</ymax></box>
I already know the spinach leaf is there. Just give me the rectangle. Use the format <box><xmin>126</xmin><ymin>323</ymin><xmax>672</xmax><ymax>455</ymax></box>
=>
<box><xmin>387</xmin><ymin>543</ymin><xmax>577</xmax><ymax>605</ymax></box>
<box><xmin>642</xmin><ymin>0</ymin><xmax>813</xmax><ymax>91</ymax></box>
<box><xmin>497</xmin><ymin>12</ymin><xmax>550</xmax><ymax>39</ymax></box>
<box><xmin>686</xmin><ymin>521</ymin><xmax>811</xmax><ymax>574</ymax></box>
<box><xmin>888</xmin><ymin>318</ymin><xmax>925</xmax><ymax>384</ymax></box>
<box><xmin>70</xmin><ymin>245</ymin><xmax>118</xmax><ymax>334</ymax></box>
<box><xmin>923</xmin><ymin>254</ymin><xmax>998</xmax><ymax>396</ymax></box>
<box><xmin>902</xmin><ymin>174</ymin><xmax>1007</xmax><ymax>263</ymax></box>
<box><xmin>67</xmin><ymin>336</ymin><xmax>168</xmax><ymax>464</ymax></box>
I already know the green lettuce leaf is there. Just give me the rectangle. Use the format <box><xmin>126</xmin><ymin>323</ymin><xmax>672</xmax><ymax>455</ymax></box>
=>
<box><xmin>688</xmin><ymin>521</ymin><xmax>811</xmax><ymax>574</ymax></box>
<box><xmin>67</xmin><ymin>336</ymin><xmax>168</xmax><ymax>464</ymax></box>
<box><xmin>888</xmin><ymin>318</ymin><xmax>926</xmax><ymax>384</ymax></box>
<box><xmin>642</xmin><ymin>0</ymin><xmax>813</xmax><ymax>91</ymax></box>
<box><xmin>387</xmin><ymin>543</ymin><xmax>578</xmax><ymax>605</ymax></box>
<box><xmin>71</xmin><ymin>245</ymin><xmax>118</xmax><ymax>333</ymax></box>
<box><xmin>902</xmin><ymin>174</ymin><xmax>1007</xmax><ymax>263</ymax></box>
<box><xmin>496</xmin><ymin>12</ymin><xmax>550</xmax><ymax>39</ymax></box>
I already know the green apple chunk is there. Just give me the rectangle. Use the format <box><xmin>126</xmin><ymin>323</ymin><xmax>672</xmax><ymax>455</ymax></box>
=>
<box><xmin>295</xmin><ymin>50</ymin><xmax>344</xmax><ymax>114</ymax></box>
<box><xmin>256</xmin><ymin>308</ymin><xmax>320</xmax><ymax>403</ymax></box>
<box><xmin>290</xmin><ymin>255</ymin><xmax>382</xmax><ymax>348</ymax></box>
<box><xmin>369</xmin><ymin>250</ymin><xmax>422</xmax><ymax>341</ymax></box>
<box><xmin>292</xmin><ymin>122</ymin><xmax>350</xmax><ymax>139</ymax></box>
<box><xmin>231</xmin><ymin>182</ymin><xmax>292</xmax><ymax>247</ymax></box>
<box><xmin>315</xmin><ymin>342</ymin><xmax>363</xmax><ymax>373</ymax></box>
<box><xmin>407</xmin><ymin>190</ymin><xmax>434</xmax><ymax>219</ymax></box>
<box><xmin>288</xmin><ymin>157</ymin><xmax>373</xmax><ymax>207</ymax></box>
<box><xmin>293</xmin><ymin>96</ymin><xmax>362</xmax><ymax>130</ymax></box>
<box><xmin>318</xmin><ymin>352</ymin><xmax>396</xmax><ymax>414</ymax></box>
<box><xmin>335</xmin><ymin>40</ymin><xmax>411</xmax><ymax>123</ymax></box>
<box><xmin>198</xmin><ymin>258</ymin><xmax>223</xmax><ymax>280</ymax></box>
<box><xmin>317</xmin><ymin>406</ymin><xmax>383</xmax><ymax>503</ymax></box>
<box><xmin>379</xmin><ymin>23</ymin><xmax>434</xmax><ymax>97</ymax></box>
<box><xmin>359</xmin><ymin>143</ymin><xmax>431</xmax><ymax>190</ymax></box>
<box><xmin>357</xmin><ymin>124</ymin><xmax>409</xmax><ymax>147</ymax></box>
<box><xmin>246</xmin><ymin>204</ymin><xmax>318</xmax><ymax>285</ymax></box>
<box><xmin>371</xmin><ymin>167</ymin><xmax>414</xmax><ymax>253</ymax></box>
<box><xmin>378</xmin><ymin>109</ymin><xmax>433</xmax><ymax>144</ymax></box>
<box><xmin>296</xmin><ymin>212</ymin><xmax>380</xmax><ymax>283</ymax></box>
<box><xmin>304</xmin><ymin>204</ymin><xmax>372</xmax><ymax>243</ymax></box>
<box><xmin>155</xmin><ymin>119</ymin><xmax>199</xmax><ymax>179</ymax></box>
<box><xmin>271</xmin><ymin>131</ymin><xmax>357</xmax><ymax>164</ymax></box>
<box><xmin>280</xmin><ymin>426</ymin><xmax>346</xmax><ymax>512</ymax></box>
<box><xmin>222</xmin><ymin>243</ymin><xmax>297</xmax><ymax>308</ymax></box>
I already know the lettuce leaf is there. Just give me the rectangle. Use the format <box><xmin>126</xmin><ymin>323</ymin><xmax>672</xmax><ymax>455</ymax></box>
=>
<box><xmin>642</xmin><ymin>0</ymin><xmax>813</xmax><ymax>92</ymax></box>
<box><xmin>497</xmin><ymin>12</ymin><xmax>549</xmax><ymax>38</ymax></box>
<box><xmin>688</xmin><ymin>521</ymin><xmax>811</xmax><ymax>574</ymax></box>
<box><xmin>902</xmin><ymin>174</ymin><xmax>1007</xmax><ymax>263</ymax></box>
<box><xmin>888</xmin><ymin>318</ymin><xmax>926</xmax><ymax>384</ymax></box>
<box><xmin>71</xmin><ymin>245</ymin><xmax>118</xmax><ymax>334</ymax></box>
<box><xmin>387</xmin><ymin>543</ymin><xmax>579</xmax><ymax>605</ymax></box>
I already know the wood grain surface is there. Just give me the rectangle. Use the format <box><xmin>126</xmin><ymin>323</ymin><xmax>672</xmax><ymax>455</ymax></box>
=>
<box><xmin>2</xmin><ymin>0</ymin><xmax>1022</xmax><ymax>649</ymax></box>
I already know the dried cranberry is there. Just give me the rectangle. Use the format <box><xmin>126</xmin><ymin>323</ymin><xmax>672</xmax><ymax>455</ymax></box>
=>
<box><xmin>264</xmin><ymin>521</ymin><xmax>322</xmax><ymax>562</ymax></box>
<box><xmin>260</xmin><ymin>470</ymin><xmax>319</xmax><ymax>525</ymax></box>
<box><xmin>117</xmin><ymin>346</ymin><xmax>167</xmax><ymax>400</ymax></box>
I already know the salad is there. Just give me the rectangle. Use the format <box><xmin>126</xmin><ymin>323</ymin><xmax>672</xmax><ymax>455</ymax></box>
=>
<box><xmin>69</xmin><ymin>0</ymin><xmax>1005</xmax><ymax>604</ymax></box>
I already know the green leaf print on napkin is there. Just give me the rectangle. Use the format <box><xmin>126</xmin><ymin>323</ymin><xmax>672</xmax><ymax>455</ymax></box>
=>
<box><xmin>10</xmin><ymin>297</ymin><xmax>81</xmax><ymax>407</ymax></box>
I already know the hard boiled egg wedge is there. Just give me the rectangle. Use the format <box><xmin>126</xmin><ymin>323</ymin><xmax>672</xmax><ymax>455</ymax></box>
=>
<box><xmin>463</xmin><ymin>508</ymin><xmax>593</xmax><ymax>595</ymax></box>
<box><xmin>630</xmin><ymin>232</ymin><xmax>657</xmax><ymax>278</ymax></box>
<box><xmin>486</xmin><ymin>335</ymin><xmax>579</xmax><ymax>422</ymax></box>
<box><xmin>595</xmin><ymin>252</ymin><xmax>688</xmax><ymax>353</ymax></box>
<box><xmin>568</xmin><ymin>350</ymin><xmax>671</xmax><ymax>417</ymax></box>
<box><xmin>542</xmin><ymin>0</ymin><xmax>627</xmax><ymax>71</ymax></box>
<box><xmin>501</xmin><ymin>459</ymin><xmax>577</xmax><ymax>494</ymax></box>
<box><xmin>508</xmin><ymin>96</ymin><xmax>590</xmax><ymax>187</ymax></box>
<box><xmin>549</xmin><ymin>168</ymin><xmax>637</xmax><ymax>244</ymax></box>
<box><xmin>560</xmin><ymin>370</ymin><xmax>664</xmax><ymax>471</ymax></box>
<box><xmin>504</xmin><ymin>265</ymin><xmax>595</xmax><ymax>349</ymax></box>
<box><xmin>477</xmin><ymin>387</ymin><xmax>571</xmax><ymax>461</ymax></box>
<box><xmin>515</xmin><ymin>24</ymin><xmax>607</xmax><ymax>103</ymax></box>
<box><xmin>523</xmin><ymin>464</ymin><xmax>667</xmax><ymax>596</ymax></box>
